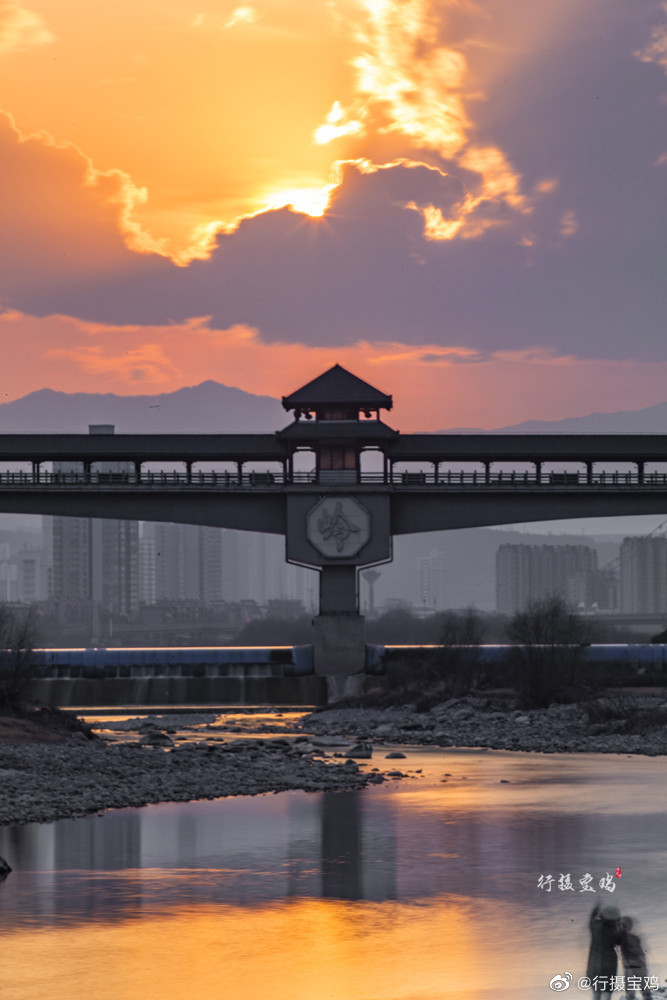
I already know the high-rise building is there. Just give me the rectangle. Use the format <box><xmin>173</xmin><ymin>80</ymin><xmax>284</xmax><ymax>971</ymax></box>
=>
<box><xmin>46</xmin><ymin>426</ymin><xmax>140</xmax><ymax>632</ymax></box>
<box><xmin>137</xmin><ymin>524</ymin><xmax>317</xmax><ymax>610</ymax></box>
<box><xmin>220</xmin><ymin>529</ymin><xmax>317</xmax><ymax>609</ymax></box>
<box><xmin>0</xmin><ymin>543</ymin><xmax>17</xmax><ymax>601</ymax></box>
<box><xmin>142</xmin><ymin>522</ymin><xmax>223</xmax><ymax>603</ymax></box>
<box><xmin>418</xmin><ymin>549</ymin><xmax>448</xmax><ymax>611</ymax></box>
<box><xmin>17</xmin><ymin>546</ymin><xmax>49</xmax><ymax>603</ymax></box>
<box><xmin>619</xmin><ymin>536</ymin><xmax>667</xmax><ymax>613</ymax></box>
<box><xmin>495</xmin><ymin>543</ymin><xmax>600</xmax><ymax>614</ymax></box>
<box><xmin>138</xmin><ymin>535</ymin><xmax>156</xmax><ymax>605</ymax></box>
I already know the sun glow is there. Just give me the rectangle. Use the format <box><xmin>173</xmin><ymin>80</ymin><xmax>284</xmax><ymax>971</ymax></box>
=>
<box><xmin>262</xmin><ymin>185</ymin><xmax>334</xmax><ymax>218</ymax></box>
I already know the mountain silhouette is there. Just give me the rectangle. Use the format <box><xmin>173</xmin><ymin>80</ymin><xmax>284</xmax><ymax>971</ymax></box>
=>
<box><xmin>2</xmin><ymin>381</ymin><xmax>667</xmax><ymax>434</ymax></box>
<box><xmin>439</xmin><ymin>399</ymin><xmax>667</xmax><ymax>434</ymax></box>
<box><xmin>0</xmin><ymin>381</ymin><xmax>285</xmax><ymax>434</ymax></box>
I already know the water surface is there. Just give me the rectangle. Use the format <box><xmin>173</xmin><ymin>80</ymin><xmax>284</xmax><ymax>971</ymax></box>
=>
<box><xmin>1</xmin><ymin>747</ymin><xmax>666</xmax><ymax>1000</ymax></box>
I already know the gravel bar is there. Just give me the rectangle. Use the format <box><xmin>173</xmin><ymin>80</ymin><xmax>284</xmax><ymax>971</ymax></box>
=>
<box><xmin>298</xmin><ymin>693</ymin><xmax>667</xmax><ymax>756</ymax></box>
<box><xmin>0</xmin><ymin>736</ymin><xmax>385</xmax><ymax>827</ymax></box>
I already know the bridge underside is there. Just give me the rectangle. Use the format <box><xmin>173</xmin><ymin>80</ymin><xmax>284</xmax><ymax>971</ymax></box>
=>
<box><xmin>3</xmin><ymin>486</ymin><xmax>667</xmax><ymax>533</ymax></box>
<box><xmin>0</xmin><ymin>490</ymin><xmax>287</xmax><ymax>533</ymax></box>
<box><xmin>391</xmin><ymin>490</ymin><xmax>667</xmax><ymax>532</ymax></box>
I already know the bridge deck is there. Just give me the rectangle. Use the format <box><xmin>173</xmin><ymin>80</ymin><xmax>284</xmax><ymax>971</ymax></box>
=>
<box><xmin>1</xmin><ymin>432</ymin><xmax>667</xmax><ymax>466</ymax></box>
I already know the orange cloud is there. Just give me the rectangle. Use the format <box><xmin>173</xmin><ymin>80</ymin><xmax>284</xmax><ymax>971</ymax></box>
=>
<box><xmin>1</xmin><ymin>0</ymin><xmax>348</xmax><ymax>255</ymax></box>
<box><xmin>0</xmin><ymin>110</ymin><xmax>173</xmax><ymax>295</ymax></box>
<box><xmin>313</xmin><ymin>0</ymin><xmax>543</xmax><ymax>241</ymax></box>
<box><xmin>0</xmin><ymin>0</ymin><xmax>579</xmax><ymax>259</ymax></box>
<box><xmin>635</xmin><ymin>3</ymin><xmax>667</xmax><ymax>74</ymax></box>
<box><xmin>4</xmin><ymin>309</ymin><xmax>667</xmax><ymax>431</ymax></box>
<box><xmin>0</xmin><ymin>1</ymin><xmax>52</xmax><ymax>53</ymax></box>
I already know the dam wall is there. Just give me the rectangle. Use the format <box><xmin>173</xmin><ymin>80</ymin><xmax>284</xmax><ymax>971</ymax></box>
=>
<box><xmin>15</xmin><ymin>643</ymin><xmax>667</xmax><ymax>707</ymax></box>
<box><xmin>26</xmin><ymin>646</ymin><xmax>325</xmax><ymax>707</ymax></box>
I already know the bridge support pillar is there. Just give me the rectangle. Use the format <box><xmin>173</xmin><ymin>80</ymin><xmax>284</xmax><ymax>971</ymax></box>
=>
<box><xmin>287</xmin><ymin>492</ymin><xmax>391</xmax><ymax>691</ymax></box>
<box><xmin>313</xmin><ymin>613</ymin><xmax>366</xmax><ymax>677</ymax></box>
<box><xmin>320</xmin><ymin>564</ymin><xmax>357</xmax><ymax>613</ymax></box>
<box><xmin>313</xmin><ymin>565</ymin><xmax>365</xmax><ymax>677</ymax></box>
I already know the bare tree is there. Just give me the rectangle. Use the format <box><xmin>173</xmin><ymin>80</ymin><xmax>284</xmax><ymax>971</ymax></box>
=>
<box><xmin>0</xmin><ymin>604</ymin><xmax>40</xmax><ymax>707</ymax></box>
<box><xmin>439</xmin><ymin>607</ymin><xmax>486</xmax><ymax>648</ymax></box>
<box><xmin>432</xmin><ymin>607</ymin><xmax>486</xmax><ymax>698</ymax></box>
<box><xmin>505</xmin><ymin>596</ymin><xmax>594</xmax><ymax>707</ymax></box>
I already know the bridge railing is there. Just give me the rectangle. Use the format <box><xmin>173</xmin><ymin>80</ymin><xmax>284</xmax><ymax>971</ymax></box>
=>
<box><xmin>1</xmin><ymin>470</ymin><xmax>667</xmax><ymax>488</ymax></box>
<box><xmin>0</xmin><ymin>470</ymin><xmax>287</xmax><ymax>488</ymax></box>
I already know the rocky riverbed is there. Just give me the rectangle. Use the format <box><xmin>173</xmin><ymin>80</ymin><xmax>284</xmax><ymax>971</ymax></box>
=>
<box><xmin>0</xmin><ymin>714</ymin><xmax>386</xmax><ymax>826</ymax></box>
<box><xmin>2</xmin><ymin>688</ymin><xmax>665</xmax><ymax>827</ymax></box>
<box><xmin>299</xmin><ymin>688</ymin><xmax>667</xmax><ymax>756</ymax></box>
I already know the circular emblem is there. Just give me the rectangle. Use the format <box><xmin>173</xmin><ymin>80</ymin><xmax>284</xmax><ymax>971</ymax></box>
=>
<box><xmin>306</xmin><ymin>497</ymin><xmax>371</xmax><ymax>558</ymax></box>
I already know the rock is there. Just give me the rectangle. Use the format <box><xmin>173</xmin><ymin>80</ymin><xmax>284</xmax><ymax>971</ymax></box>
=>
<box><xmin>139</xmin><ymin>732</ymin><xmax>174</xmax><ymax>747</ymax></box>
<box><xmin>344</xmin><ymin>741</ymin><xmax>373</xmax><ymax>759</ymax></box>
<box><xmin>385</xmin><ymin>751</ymin><xmax>407</xmax><ymax>759</ymax></box>
<box><xmin>515</xmin><ymin>716</ymin><xmax>530</xmax><ymax>724</ymax></box>
<box><xmin>0</xmin><ymin>855</ymin><xmax>11</xmax><ymax>877</ymax></box>
<box><xmin>310</xmin><ymin>736</ymin><xmax>350</xmax><ymax>747</ymax></box>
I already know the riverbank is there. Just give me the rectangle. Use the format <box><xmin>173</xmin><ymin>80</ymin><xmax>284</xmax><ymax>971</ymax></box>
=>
<box><xmin>299</xmin><ymin>688</ymin><xmax>667</xmax><ymax>755</ymax></box>
<box><xmin>2</xmin><ymin>687</ymin><xmax>666</xmax><ymax>826</ymax></box>
<box><xmin>0</xmin><ymin>738</ymin><xmax>387</xmax><ymax>827</ymax></box>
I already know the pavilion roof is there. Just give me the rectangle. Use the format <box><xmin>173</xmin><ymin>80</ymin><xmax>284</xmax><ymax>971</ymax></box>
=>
<box><xmin>282</xmin><ymin>364</ymin><xmax>392</xmax><ymax>410</ymax></box>
<box><xmin>276</xmin><ymin>419</ymin><xmax>398</xmax><ymax>442</ymax></box>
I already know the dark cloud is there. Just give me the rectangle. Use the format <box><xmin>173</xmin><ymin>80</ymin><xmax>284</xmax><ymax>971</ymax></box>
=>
<box><xmin>15</xmin><ymin>148</ymin><xmax>664</xmax><ymax>362</ymax></box>
<box><xmin>0</xmin><ymin>112</ymin><xmax>168</xmax><ymax>297</ymax></box>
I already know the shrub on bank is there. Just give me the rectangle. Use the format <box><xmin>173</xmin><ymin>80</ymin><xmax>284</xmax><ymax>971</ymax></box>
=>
<box><xmin>0</xmin><ymin>604</ymin><xmax>39</xmax><ymax>708</ymax></box>
<box><xmin>503</xmin><ymin>597</ymin><xmax>597</xmax><ymax>708</ymax></box>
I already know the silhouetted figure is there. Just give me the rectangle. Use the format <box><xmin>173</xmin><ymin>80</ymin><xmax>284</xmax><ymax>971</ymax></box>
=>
<box><xmin>587</xmin><ymin>904</ymin><xmax>622</xmax><ymax>995</ymax></box>
<box><xmin>619</xmin><ymin>917</ymin><xmax>651</xmax><ymax>999</ymax></box>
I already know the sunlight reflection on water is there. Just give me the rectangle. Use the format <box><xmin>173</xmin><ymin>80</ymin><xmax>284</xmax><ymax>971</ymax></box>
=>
<box><xmin>1</xmin><ymin>746</ymin><xmax>666</xmax><ymax>1000</ymax></box>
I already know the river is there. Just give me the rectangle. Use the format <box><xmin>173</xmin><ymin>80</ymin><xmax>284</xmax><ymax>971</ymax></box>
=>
<box><xmin>1</xmin><ymin>730</ymin><xmax>666</xmax><ymax>1000</ymax></box>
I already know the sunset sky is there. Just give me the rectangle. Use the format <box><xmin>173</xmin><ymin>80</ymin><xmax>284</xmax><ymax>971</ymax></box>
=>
<box><xmin>0</xmin><ymin>0</ymin><xmax>665</xmax><ymax>430</ymax></box>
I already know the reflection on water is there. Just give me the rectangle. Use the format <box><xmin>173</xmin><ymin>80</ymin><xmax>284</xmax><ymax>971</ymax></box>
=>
<box><xmin>1</xmin><ymin>749</ymin><xmax>666</xmax><ymax>1000</ymax></box>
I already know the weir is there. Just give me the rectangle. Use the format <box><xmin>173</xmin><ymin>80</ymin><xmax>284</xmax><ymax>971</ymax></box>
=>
<box><xmin>24</xmin><ymin>643</ymin><xmax>667</xmax><ymax>708</ymax></box>
<box><xmin>27</xmin><ymin>646</ymin><xmax>324</xmax><ymax>707</ymax></box>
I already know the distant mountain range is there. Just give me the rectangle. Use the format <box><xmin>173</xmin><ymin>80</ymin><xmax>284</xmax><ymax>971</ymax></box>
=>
<box><xmin>0</xmin><ymin>381</ymin><xmax>285</xmax><ymax>434</ymax></box>
<box><xmin>1</xmin><ymin>380</ymin><xmax>667</xmax><ymax>434</ymax></box>
<box><xmin>440</xmin><ymin>400</ymin><xmax>667</xmax><ymax>434</ymax></box>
